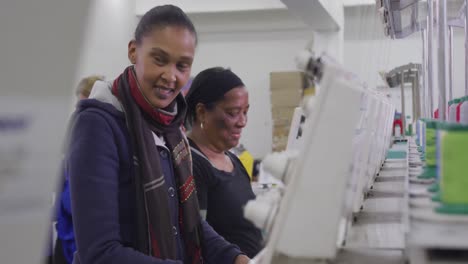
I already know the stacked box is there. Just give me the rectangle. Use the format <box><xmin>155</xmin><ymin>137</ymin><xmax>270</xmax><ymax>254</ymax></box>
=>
<box><xmin>270</xmin><ymin>71</ymin><xmax>306</xmax><ymax>151</ymax></box>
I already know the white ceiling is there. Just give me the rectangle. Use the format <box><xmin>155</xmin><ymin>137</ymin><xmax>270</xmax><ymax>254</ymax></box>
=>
<box><xmin>342</xmin><ymin>0</ymin><xmax>376</xmax><ymax>6</ymax></box>
<box><xmin>136</xmin><ymin>0</ymin><xmax>377</xmax><ymax>16</ymax></box>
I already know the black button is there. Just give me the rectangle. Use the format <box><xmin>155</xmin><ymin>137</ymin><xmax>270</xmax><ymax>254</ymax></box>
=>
<box><xmin>168</xmin><ymin>187</ymin><xmax>175</xmax><ymax>197</ymax></box>
<box><xmin>172</xmin><ymin>226</ymin><xmax>178</xmax><ymax>236</ymax></box>
<box><xmin>160</xmin><ymin>150</ymin><xmax>168</xmax><ymax>158</ymax></box>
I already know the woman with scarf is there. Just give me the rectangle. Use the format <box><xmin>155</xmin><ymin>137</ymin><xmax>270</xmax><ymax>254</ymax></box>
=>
<box><xmin>67</xmin><ymin>5</ymin><xmax>249</xmax><ymax>264</ymax></box>
<box><xmin>184</xmin><ymin>67</ymin><xmax>263</xmax><ymax>258</ymax></box>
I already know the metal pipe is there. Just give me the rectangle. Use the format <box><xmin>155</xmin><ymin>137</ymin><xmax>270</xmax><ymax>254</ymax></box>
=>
<box><xmin>415</xmin><ymin>71</ymin><xmax>421</xmax><ymax>120</ymax></box>
<box><xmin>401</xmin><ymin>70</ymin><xmax>406</xmax><ymax>136</ymax></box>
<box><xmin>422</xmin><ymin>29</ymin><xmax>428</xmax><ymax>117</ymax></box>
<box><xmin>438</xmin><ymin>0</ymin><xmax>448</xmax><ymax>120</ymax></box>
<box><xmin>449</xmin><ymin>26</ymin><xmax>454</xmax><ymax>101</ymax></box>
<box><xmin>465</xmin><ymin>0</ymin><xmax>468</xmax><ymax>95</ymax></box>
<box><xmin>412</xmin><ymin>76</ymin><xmax>417</xmax><ymax>119</ymax></box>
<box><xmin>427</xmin><ymin>0</ymin><xmax>435</xmax><ymax>117</ymax></box>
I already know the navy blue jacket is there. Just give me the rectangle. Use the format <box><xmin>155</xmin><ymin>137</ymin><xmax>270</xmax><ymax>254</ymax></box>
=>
<box><xmin>68</xmin><ymin>90</ymin><xmax>242</xmax><ymax>264</ymax></box>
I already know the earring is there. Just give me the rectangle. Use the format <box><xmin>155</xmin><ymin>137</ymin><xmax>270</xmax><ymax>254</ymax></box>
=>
<box><xmin>200</xmin><ymin>122</ymin><xmax>204</xmax><ymax>130</ymax></box>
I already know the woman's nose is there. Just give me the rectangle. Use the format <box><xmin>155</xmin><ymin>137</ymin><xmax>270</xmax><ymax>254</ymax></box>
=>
<box><xmin>238</xmin><ymin>113</ymin><xmax>247</xmax><ymax>127</ymax></box>
<box><xmin>161</xmin><ymin>65</ymin><xmax>176</xmax><ymax>84</ymax></box>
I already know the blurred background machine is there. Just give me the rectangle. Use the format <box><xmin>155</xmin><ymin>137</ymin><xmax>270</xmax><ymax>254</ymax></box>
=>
<box><xmin>245</xmin><ymin>0</ymin><xmax>468</xmax><ymax>263</ymax></box>
<box><xmin>0</xmin><ymin>0</ymin><xmax>91</xmax><ymax>263</ymax></box>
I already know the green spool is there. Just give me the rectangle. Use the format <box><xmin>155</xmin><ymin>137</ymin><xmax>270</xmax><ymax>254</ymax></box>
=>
<box><xmin>417</xmin><ymin>120</ymin><xmax>438</xmax><ymax>179</ymax></box>
<box><xmin>386</xmin><ymin>150</ymin><xmax>406</xmax><ymax>159</ymax></box>
<box><xmin>428</xmin><ymin>182</ymin><xmax>440</xmax><ymax>193</ymax></box>
<box><xmin>436</xmin><ymin>204</ymin><xmax>468</xmax><ymax>215</ymax></box>
<box><xmin>424</xmin><ymin>120</ymin><xmax>437</xmax><ymax>167</ymax></box>
<box><xmin>407</xmin><ymin>123</ymin><xmax>413</xmax><ymax>136</ymax></box>
<box><xmin>418</xmin><ymin>166</ymin><xmax>437</xmax><ymax>179</ymax></box>
<box><xmin>439</xmin><ymin>123</ymin><xmax>468</xmax><ymax>206</ymax></box>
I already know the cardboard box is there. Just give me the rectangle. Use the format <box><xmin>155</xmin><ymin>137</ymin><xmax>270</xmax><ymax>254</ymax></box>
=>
<box><xmin>273</xmin><ymin>118</ymin><xmax>293</xmax><ymax>128</ymax></box>
<box><xmin>270</xmin><ymin>89</ymin><xmax>302</xmax><ymax>107</ymax></box>
<box><xmin>272</xmin><ymin>135</ymin><xmax>288</xmax><ymax>151</ymax></box>
<box><xmin>273</xmin><ymin>124</ymin><xmax>290</xmax><ymax>136</ymax></box>
<box><xmin>270</xmin><ymin>71</ymin><xmax>307</xmax><ymax>152</ymax></box>
<box><xmin>270</xmin><ymin>71</ymin><xmax>306</xmax><ymax>91</ymax></box>
<box><xmin>271</xmin><ymin>106</ymin><xmax>296</xmax><ymax>121</ymax></box>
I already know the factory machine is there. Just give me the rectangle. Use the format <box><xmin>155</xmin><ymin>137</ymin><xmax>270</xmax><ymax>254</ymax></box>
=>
<box><xmin>3</xmin><ymin>0</ymin><xmax>468</xmax><ymax>263</ymax></box>
<box><xmin>244</xmin><ymin>0</ymin><xmax>468</xmax><ymax>263</ymax></box>
<box><xmin>245</xmin><ymin>53</ymin><xmax>399</xmax><ymax>263</ymax></box>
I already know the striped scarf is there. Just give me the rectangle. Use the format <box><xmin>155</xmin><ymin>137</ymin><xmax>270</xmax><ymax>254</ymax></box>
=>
<box><xmin>112</xmin><ymin>66</ymin><xmax>203</xmax><ymax>263</ymax></box>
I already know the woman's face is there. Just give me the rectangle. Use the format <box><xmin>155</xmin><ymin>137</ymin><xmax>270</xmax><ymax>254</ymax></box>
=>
<box><xmin>203</xmin><ymin>87</ymin><xmax>249</xmax><ymax>150</ymax></box>
<box><xmin>128</xmin><ymin>26</ymin><xmax>196</xmax><ymax>109</ymax></box>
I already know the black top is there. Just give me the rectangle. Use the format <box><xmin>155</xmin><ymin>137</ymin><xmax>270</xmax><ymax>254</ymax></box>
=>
<box><xmin>189</xmin><ymin>139</ymin><xmax>263</xmax><ymax>258</ymax></box>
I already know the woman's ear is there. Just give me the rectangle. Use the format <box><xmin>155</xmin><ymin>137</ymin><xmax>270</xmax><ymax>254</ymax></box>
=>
<box><xmin>128</xmin><ymin>40</ymin><xmax>137</xmax><ymax>64</ymax></box>
<box><xmin>195</xmin><ymin>103</ymin><xmax>206</xmax><ymax>124</ymax></box>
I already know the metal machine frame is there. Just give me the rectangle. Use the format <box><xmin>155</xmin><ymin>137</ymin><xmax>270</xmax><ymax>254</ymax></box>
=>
<box><xmin>251</xmin><ymin>59</ymin><xmax>395</xmax><ymax>263</ymax></box>
<box><xmin>383</xmin><ymin>63</ymin><xmax>423</xmax><ymax>132</ymax></box>
<box><xmin>378</xmin><ymin>0</ymin><xmax>468</xmax><ymax>120</ymax></box>
<box><xmin>377</xmin><ymin>1</ymin><xmax>468</xmax><ymax>262</ymax></box>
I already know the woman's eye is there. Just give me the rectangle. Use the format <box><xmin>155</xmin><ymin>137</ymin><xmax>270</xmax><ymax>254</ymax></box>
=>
<box><xmin>153</xmin><ymin>56</ymin><xmax>165</xmax><ymax>65</ymax></box>
<box><xmin>177</xmin><ymin>63</ymin><xmax>189</xmax><ymax>72</ymax></box>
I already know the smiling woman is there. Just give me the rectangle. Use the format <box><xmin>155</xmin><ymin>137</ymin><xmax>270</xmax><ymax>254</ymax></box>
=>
<box><xmin>185</xmin><ymin>67</ymin><xmax>263</xmax><ymax>258</ymax></box>
<box><xmin>129</xmin><ymin>26</ymin><xmax>195</xmax><ymax>109</ymax></box>
<box><xmin>65</xmin><ymin>5</ymin><xmax>249</xmax><ymax>264</ymax></box>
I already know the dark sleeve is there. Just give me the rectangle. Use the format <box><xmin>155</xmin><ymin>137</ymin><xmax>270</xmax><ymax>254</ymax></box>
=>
<box><xmin>60</xmin><ymin>179</ymin><xmax>72</xmax><ymax>215</ymax></box>
<box><xmin>192</xmin><ymin>157</ymin><xmax>211</xmax><ymax>211</ymax></box>
<box><xmin>201</xmin><ymin>220</ymin><xmax>242</xmax><ymax>264</ymax></box>
<box><xmin>69</xmin><ymin>111</ymin><xmax>181</xmax><ymax>264</ymax></box>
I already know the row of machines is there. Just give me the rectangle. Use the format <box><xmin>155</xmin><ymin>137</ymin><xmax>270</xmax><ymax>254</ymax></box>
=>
<box><xmin>245</xmin><ymin>52</ymin><xmax>398</xmax><ymax>263</ymax></box>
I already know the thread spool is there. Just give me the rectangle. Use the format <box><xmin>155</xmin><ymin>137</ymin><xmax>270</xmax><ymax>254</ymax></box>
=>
<box><xmin>436</xmin><ymin>123</ymin><xmax>468</xmax><ymax>215</ymax></box>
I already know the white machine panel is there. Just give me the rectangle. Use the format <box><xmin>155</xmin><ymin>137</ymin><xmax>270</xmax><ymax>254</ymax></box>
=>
<box><xmin>249</xmin><ymin>56</ymin><xmax>396</xmax><ymax>263</ymax></box>
<box><xmin>265</xmin><ymin>63</ymin><xmax>363</xmax><ymax>261</ymax></box>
